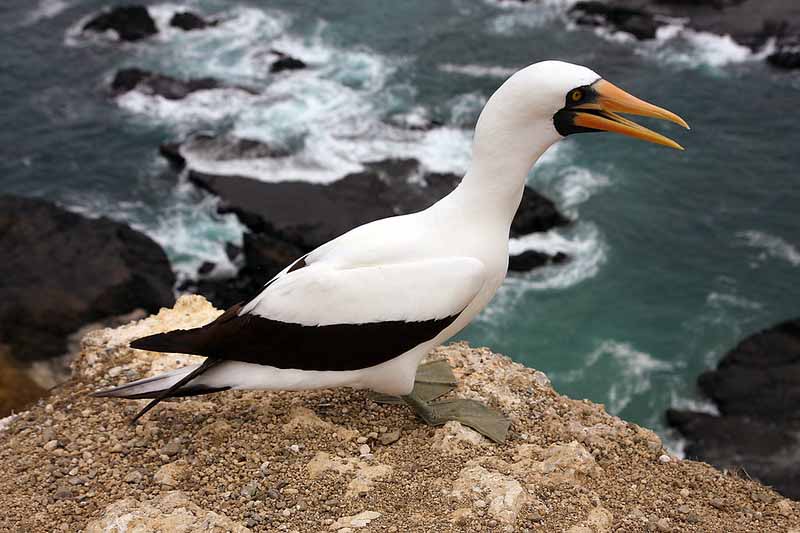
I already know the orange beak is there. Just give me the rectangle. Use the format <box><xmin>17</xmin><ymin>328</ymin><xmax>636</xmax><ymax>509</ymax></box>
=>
<box><xmin>572</xmin><ymin>80</ymin><xmax>689</xmax><ymax>150</ymax></box>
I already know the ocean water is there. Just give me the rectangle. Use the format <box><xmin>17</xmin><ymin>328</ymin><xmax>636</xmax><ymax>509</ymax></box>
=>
<box><xmin>2</xmin><ymin>0</ymin><xmax>798</xmax><ymax>450</ymax></box>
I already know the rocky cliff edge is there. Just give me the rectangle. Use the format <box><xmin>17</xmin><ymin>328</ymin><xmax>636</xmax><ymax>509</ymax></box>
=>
<box><xmin>1</xmin><ymin>296</ymin><xmax>798</xmax><ymax>532</ymax></box>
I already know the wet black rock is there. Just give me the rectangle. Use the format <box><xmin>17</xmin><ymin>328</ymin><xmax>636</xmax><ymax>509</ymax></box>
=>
<box><xmin>270</xmin><ymin>50</ymin><xmax>308</xmax><ymax>73</ymax></box>
<box><xmin>83</xmin><ymin>6</ymin><xmax>158</xmax><ymax>42</ymax></box>
<box><xmin>111</xmin><ymin>68</ymin><xmax>257</xmax><ymax>101</ymax></box>
<box><xmin>666</xmin><ymin>318</ymin><xmax>800</xmax><ymax>499</ymax></box>
<box><xmin>571</xmin><ymin>2</ymin><xmax>660</xmax><ymax>40</ymax></box>
<box><xmin>0</xmin><ymin>195</ymin><xmax>175</xmax><ymax>363</ymax></box>
<box><xmin>509</xmin><ymin>251</ymin><xmax>569</xmax><ymax>272</ymax></box>
<box><xmin>165</xmin><ymin>134</ymin><xmax>291</xmax><ymax>169</ymax></box>
<box><xmin>170</xmin><ymin>11</ymin><xmax>217</xmax><ymax>31</ymax></box>
<box><xmin>189</xmin><ymin>158</ymin><xmax>569</xmax><ymax>250</ymax></box>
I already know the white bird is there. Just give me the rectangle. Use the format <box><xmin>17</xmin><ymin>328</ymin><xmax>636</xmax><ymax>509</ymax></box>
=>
<box><xmin>94</xmin><ymin>60</ymin><xmax>688</xmax><ymax>442</ymax></box>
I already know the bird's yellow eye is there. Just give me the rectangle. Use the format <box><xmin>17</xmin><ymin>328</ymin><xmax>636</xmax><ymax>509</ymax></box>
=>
<box><xmin>570</xmin><ymin>90</ymin><xmax>583</xmax><ymax>102</ymax></box>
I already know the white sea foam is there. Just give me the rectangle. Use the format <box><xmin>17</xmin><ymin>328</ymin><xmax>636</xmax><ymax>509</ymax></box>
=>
<box><xmin>489</xmin><ymin>0</ymin><xmax>581</xmax><ymax>35</ymax></box>
<box><xmin>22</xmin><ymin>0</ymin><xmax>70</xmax><ymax>26</ymax></box>
<box><xmin>137</xmin><ymin>180</ymin><xmax>246</xmax><ymax>281</ymax></box>
<box><xmin>562</xmin><ymin>340</ymin><xmax>673</xmax><ymax>414</ymax></box>
<box><xmin>706</xmin><ymin>292</ymin><xmax>763</xmax><ymax>311</ymax></box>
<box><xmin>438</xmin><ymin>63</ymin><xmax>516</xmax><ymax>79</ymax></box>
<box><xmin>508</xmin><ymin>223</ymin><xmax>607</xmax><ymax>291</ymax></box>
<box><xmin>64</xmin><ymin>171</ymin><xmax>246</xmax><ymax>282</ymax></box>
<box><xmin>115</xmin><ymin>88</ymin><xmax>260</xmax><ymax>130</ymax></box>
<box><xmin>737</xmin><ymin>230</ymin><xmax>800</xmax><ymax>267</ymax></box>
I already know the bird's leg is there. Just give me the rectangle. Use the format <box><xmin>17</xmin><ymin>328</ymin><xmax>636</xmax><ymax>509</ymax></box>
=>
<box><xmin>401</xmin><ymin>393</ymin><xmax>511</xmax><ymax>444</ymax></box>
<box><xmin>369</xmin><ymin>359</ymin><xmax>458</xmax><ymax>404</ymax></box>
<box><xmin>370</xmin><ymin>359</ymin><xmax>511</xmax><ymax>442</ymax></box>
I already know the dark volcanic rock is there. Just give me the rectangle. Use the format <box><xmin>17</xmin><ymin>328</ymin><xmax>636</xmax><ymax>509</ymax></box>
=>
<box><xmin>768</xmin><ymin>41</ymin><xmax>800</xmax><ymax>69</ymax></box>
<box><xmin>170</xmin><ymin>11</ymin><xmax>217</xmax><ymax>31</ymax></box>
<box><xmin>111</xmin><ymin>68</ymin><xmax>256</xmax><ymax>100</ymax></box>
<box><xmin>571</xmin><ymin>2</ymin><xmax>660</xmax><ymax>40</ymax></box>
<box><xmin>508</xmin><ymin>251</ymin><xmax>569</xmax><ymax>272</ymax></box>
<box><xmin>159</xmin><ymin>135</ymin><xmax>291</xmax><ymax>171</ymax></box>
<box><xmin>270</xmin><ymin>50</ymin><xmax>308</xmax><ymax>73</ymax></box>
<box><xmin>667</xmin><ymin>318</ymin><xmax>800</xmax><ymax>499</ymax></box>
<box><xmin>83</xmin><ymin>6</ymin><xmax>158</xmax><ymax>42</ymax></box>
<box><xmin>182</xmin><ymin>232</ymin><xmax>305</xmax><ymax>309</ymax></box>
<box><xmin>189</xmin><ymin>158</ymin><xmax>569</xmax><ymax>250</ymax></box>
<box><xmin>0</xmin><ymin>195</ymin><xmax>175</xmax><ymax>363</ymax></box>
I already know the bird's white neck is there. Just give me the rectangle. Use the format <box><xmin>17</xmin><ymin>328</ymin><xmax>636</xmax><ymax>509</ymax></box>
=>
<box><xmin>439</xmin><ymin>80</ymin><xmax>562</xmax><ymax>228</ymax></box>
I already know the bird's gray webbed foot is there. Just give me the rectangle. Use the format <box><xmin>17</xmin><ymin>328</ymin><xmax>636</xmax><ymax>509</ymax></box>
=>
<box><xmin>369</xmin><ymin>359</ymin><xmax>510</xmax><ymax>443</ymax></box>
<box><xmin>401</xmin><ymin>394</ymin><xmax>511</xmax><ymax>444</ymax></box>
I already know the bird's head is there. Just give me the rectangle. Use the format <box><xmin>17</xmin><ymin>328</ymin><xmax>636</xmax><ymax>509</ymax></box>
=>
<box><xmin>481</xmin><ymin>60</ymin><xmax>689</xmax><ymax>152</ymax></box>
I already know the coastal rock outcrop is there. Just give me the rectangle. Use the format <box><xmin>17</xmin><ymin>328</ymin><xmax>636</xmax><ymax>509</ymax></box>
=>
<box><xmin>82</xmin><ymin>6</ymin><xmax>158</xmax><ymax>42</ymax></box>
<box><xmin>667</xmin><ymin>318</ymin><xmax>800</xmax><ymax>499</ymax></box>
<box><xmin>0</xmin><ymin>296</ymin><xmax>797</xmax><ymax>531</ymax></box>
<box><xmin>0</xmin><ymin>194</ymin><xmax>175</xmax><ymax>374</ymax></box>
<box><xmin>169</xmin><ymin>11</ymin><xmax>218</xmax><ymax>31</ymax></box>
<box><xmin>569</xmin><ymin>0</ymin><xmax>800</xmax><ymax>68</ymax></box>
<box><xmin>111</xmin><ymin>68</ymin><xmax>257</xmax><ymax>100</ymax></box>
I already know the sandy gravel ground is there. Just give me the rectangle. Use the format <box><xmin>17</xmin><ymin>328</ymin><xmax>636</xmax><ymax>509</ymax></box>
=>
<box><xmin>1</xmin><ymin>296</ymin><xmax>798</xmax><ymax>532</ymax></box>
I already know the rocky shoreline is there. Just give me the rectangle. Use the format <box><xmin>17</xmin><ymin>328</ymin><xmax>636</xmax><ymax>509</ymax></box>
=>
<box><xmin>667</xmin><ymin>318</ymin><xmax>800</xmax><ymax>500</ymax></box>
<box><xmin>0</xmin><ymin>195</ymin><xmax>175</xmax><ymax>414</ymax></box>
<box><xmin>1</xmin><ymin>296</ymin><xmax>798</xmax><ymax>532</ymax></box>
<box><xmin>569</xmin><ymin>0</ymin><xmax>800</xmax><ymax>69</ymax></box>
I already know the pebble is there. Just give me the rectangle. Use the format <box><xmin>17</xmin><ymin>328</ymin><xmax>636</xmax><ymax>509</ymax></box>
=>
<box><xmin>259</xmin><ymin>461</ymin><xmax>270</xmax><ymax>477</ymax></box>
<box><xmin>379</xmin><ymin>430</ymin><xmax>401</xmax><ymax>446</ymax></box>
<box><xmin>289</xmin><ymin>444</ymin><xmax>300</xmax><ymax>454</ymax></box>
<box><xmin>53</xmin><ymin>486</ymin><xmax>73</xmax><ymax>500</ymax></box>
<box><xmin>123</xmin><ymin>471</ymin><xmax>142</xmax><ymax>484</ymax></box>
<box><xmin>43</xmin><ymin>440</ymin><xmax>59</xmax><ymax>451</ymax></box>
<box><xmin>160</xmin><ymin>441</ymin><xmax>180</xmax><ymax>457</ymax></box>
<box><xmin>356</xmin><ymin>437</ymin><xmax>368</xmax><ymax>444</ymax></box>
<box><xmin>710</xmin><ymin>497</ymin><xmax>725</xmax><ymax>510</ymax></box>
<box><xmin>658</xmin><ymin>454</ymin><xmax>671</xmax><ymax>463</ymax></box>
<box><xmin>677</xmin><ymin>504</ymin><xmax>690</xmax><ymax>514</ymax></box>
<box><xmin>655</xmin><ymin>518</ymin><xmax>671</xmax><ymax>532</ymax></box>
<box><xmin>359</xmin><ymin>444</ymin><xmax>371</xmax><ymax>456</ymax></box>
<box><xmin>679</xmin><ymin>488</ymin><xmax>690</xmax><ymax>498</ymax></box>
<box><xmin>241</xmin><ymin>481</ymin><xmax>259</xmax><ymax>499</ymax></box>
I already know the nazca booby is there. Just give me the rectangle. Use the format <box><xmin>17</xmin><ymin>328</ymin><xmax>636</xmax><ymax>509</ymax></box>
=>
<box><xmin>94</xmin><ymin>60</ymin><xmax>688</xmax><ymax>442</ymax></box>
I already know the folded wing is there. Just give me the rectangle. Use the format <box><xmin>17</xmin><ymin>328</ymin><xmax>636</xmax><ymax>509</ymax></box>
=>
<box><xmin>131</xmin><ymin>257</ymin><xmax>486</xmax><ymax>372</ymax></box>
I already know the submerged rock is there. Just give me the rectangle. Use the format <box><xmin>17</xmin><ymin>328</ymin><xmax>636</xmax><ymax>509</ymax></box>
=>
<box><xmin>82</xmin><ymin>6</ymin><xmax>158</xmax><ymax>42</ymax></box>
<box><xmin>570</xmin><ymin>2</ymin><xmax>660</xmax><ymax>40</ymax></box>
<box><xmin>0</xmin><ymin>195</ymin><xmax>175</xmax><ymax>366</ymax></box>
<box><xmin>269</xmin><ymin>50</ymin><xmax>308</xmax><ymax>73</ymax></box>
<box><xmin>0</xmin><ymin>296</ymin><xmax>795</xmax><ymax>531</ymax></box>
<box><xmin>161</xmin><ymin>134</ymin><xmax>291</xmax><ymax>170</ymax></box>
<box><xmin>169</xmin><ymin>11</ymin><xmax>218</xmax><ymax>31</ymax></box>
<box><xmin>111</xmin><ymin>68</ymin><xmax>257</xmax><ymax>100</ymax></box>
<box><xmin>667</xmin><ymin>318</ymin><xmax>800</xmax><ymax>499</ymax></box>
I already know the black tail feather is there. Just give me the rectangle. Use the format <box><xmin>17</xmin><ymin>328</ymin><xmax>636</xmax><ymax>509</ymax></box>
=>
<box><xmin>129</xmin><ymin>358</ymin><xmax>223</xmax><ymax>425</ymax></box>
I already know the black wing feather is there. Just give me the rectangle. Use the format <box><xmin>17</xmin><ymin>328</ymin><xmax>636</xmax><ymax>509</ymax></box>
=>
<box><xmin>130</xmin><ymin>303</ymin><xmax>461</xmax><ymax>372</ymax></box>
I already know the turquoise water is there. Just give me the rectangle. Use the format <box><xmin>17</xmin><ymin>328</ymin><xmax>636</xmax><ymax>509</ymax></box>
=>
<box><xmin>2</xmin><ymin>0</ymin><xmax>798</xmax><ymax>448</ymax></box>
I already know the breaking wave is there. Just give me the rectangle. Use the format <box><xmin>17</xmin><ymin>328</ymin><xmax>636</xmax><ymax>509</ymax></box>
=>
<box><xmin>558</xmin><ymin>340</ymin><xmax>674</xmax><ymax>414</ymax></box>
<box><xmin>737</xmin><ymin>230</ymin><xmax>800</xmax><ymax>267</ymax></box>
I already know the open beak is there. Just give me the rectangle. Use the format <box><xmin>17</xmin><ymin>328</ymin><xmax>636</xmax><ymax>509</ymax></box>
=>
<box><xmin>573</xmin><ymin>80</ymin><xmax>689</xmax><ymax>150</ymax></box>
